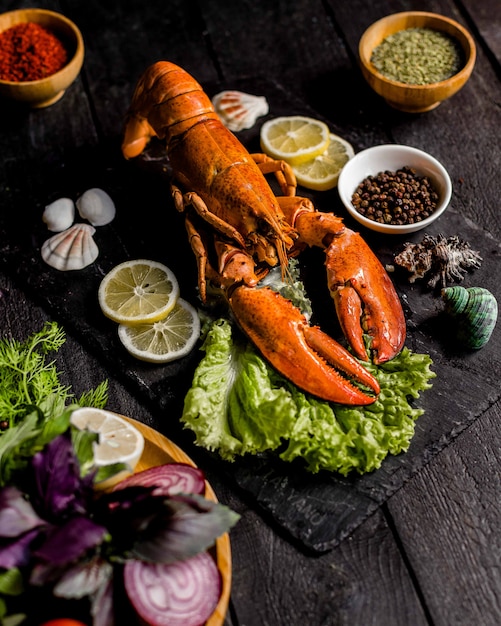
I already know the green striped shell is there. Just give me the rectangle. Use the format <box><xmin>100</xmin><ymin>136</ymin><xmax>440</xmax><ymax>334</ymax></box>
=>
<box><xmin>442</xmin><ymin>286</ymin><xmax>498</xmax><ymax>349</ymax></box>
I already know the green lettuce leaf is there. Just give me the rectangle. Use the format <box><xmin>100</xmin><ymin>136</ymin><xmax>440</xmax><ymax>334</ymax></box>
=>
<box><xmin>182</xmin><ymin>318</ymin><xmax>436</xmax><ymax>476</ymax></box>
<box><xmin>182</xmin><ymin>319</ymin><xmax>297</xmax><ymax>459</ymax></box>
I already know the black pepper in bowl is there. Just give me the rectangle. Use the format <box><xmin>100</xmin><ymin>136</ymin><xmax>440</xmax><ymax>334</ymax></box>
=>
<box><xmin>351</xmin><ymin>166</ymin><xmax>439</xmax><ymax>225</ymax></box>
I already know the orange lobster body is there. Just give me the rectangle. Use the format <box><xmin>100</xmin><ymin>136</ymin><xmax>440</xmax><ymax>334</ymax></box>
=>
<box><xmin>122</xmin><ymin>61</ymin><xmax>406</xmax><ymax>405</ymax></box>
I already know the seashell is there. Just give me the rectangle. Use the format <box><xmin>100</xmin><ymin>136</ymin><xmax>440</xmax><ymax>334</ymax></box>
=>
<box><xmin>395</xmin><ymin>234</ymin><xmax>482</xmax><ymax>290</ymax></box>
<box><xmin>442</xmin><ymin>286</ymin><xmax>498</xmax><ymax>349</ymax></box>
<box><xmin>42</xmin><ymin>197</ymin><xmax>75</xmax><ymax>232</ymax></box>
<box><xmin>212</xmin><ymin>90</ymin><xmax>269</xmax><ymax>132</ymax></box>
<box><xmin>41</xmin><ymin>223</ymin><xmax>99</xmax><ymax>271</ymax></box>
<box><xmin>76</xmin><ymin>188</ymin><xmax>116</xmax><ymax>226</ymax></box>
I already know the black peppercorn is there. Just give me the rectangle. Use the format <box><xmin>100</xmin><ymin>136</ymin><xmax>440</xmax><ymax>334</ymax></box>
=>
<box><xmin>351</xmin><ymin>166</ymin><xmax>439</xmax><ymax>226</ymax></box>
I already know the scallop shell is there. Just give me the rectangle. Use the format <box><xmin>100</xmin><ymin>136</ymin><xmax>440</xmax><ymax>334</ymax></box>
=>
<box><xmin>442</xmin><ymin>286</ymin><xmax>498</xmax><ymax>349</ymax></box>
<box><xmin>41</xmin><ymin>223</ymin><xmax>99</xmax><ymax>271</ymax></box>
<box><xmin>212</xmin><ymin>90</ymin><xmax>269</xmax><ymax>132</ymax></box>
<box><xmin>42</xmin><ymin>197</ymin><xmax>75</xmax><ymax>232</ymax></box>
<box><xmin>76</xmin><ymin>188</ymin><xmax>116</xmax><ymax>226</ymax></box>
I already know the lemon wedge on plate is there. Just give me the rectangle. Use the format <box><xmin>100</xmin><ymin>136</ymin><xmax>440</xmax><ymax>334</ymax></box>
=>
<box><xmin>292</xmin><ymin>133</ymin><xmax>355</xmax><ymax>191</ymax></box>
<box><xmin>117</xmin><ymin>298</ymin><xmax>201</xmax><ymax>363</ymax></box>
<box><xmin>98</xmin><ymin>259</ymin><xmax>180</xmax><ymax>325</ymax></box>
<box><xmin>260</xmin><ymin>115</ymin><xmax>331</xmax><ymax>165</ymax></box>
<box><xmin>70</xmin><ymin>407</ymin><xmax>145</xmax><ymax>489</ymax></box>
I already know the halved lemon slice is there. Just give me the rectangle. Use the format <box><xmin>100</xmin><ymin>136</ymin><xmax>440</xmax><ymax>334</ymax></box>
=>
<box><xmin>292</xmin><ymin>133</ymin><xmax>355</xmax><ymax>191</ymax></box>
<box><xmin>98</xmin><ymin>259</ymin><xmax>180</xmax><ymax>325</ymax></box>
<box><xmin>117</xmin><ymin>298</ymin><xmax>201</xmax><ymax>363</ymax></box>
<box><xmin>70</xmin><ymin>407</ymin><xmax>145</xmax><ymax>488</ymax></box>
<box><xmin>260</xmin><ymin>115</ymin><xmax>331</xmax><ymax>166</ymax></box>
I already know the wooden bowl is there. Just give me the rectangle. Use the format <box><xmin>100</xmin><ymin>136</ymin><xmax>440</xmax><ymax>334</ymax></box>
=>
<box><xmin>0</xmin><ymin>8</ymin><xmax>84</xmax><ymax>108</ymax></box>
<box><xmin>359</xmin><ymin>11</ymin><xmax>476</xmax><ymax>113</ymax></box>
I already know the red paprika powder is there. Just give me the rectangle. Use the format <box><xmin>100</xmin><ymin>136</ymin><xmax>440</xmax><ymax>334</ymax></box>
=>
<box><xmin>0</xmin><ymin>22</ymin><xmax>69</xmax><ymax>82</ymax></box>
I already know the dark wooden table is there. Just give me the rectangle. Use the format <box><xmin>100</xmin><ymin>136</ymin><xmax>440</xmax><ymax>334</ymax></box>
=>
<box><xmin>1</xmin><ymin>0</ymin><xmax>501</xmax><ymax>625</ymax></box>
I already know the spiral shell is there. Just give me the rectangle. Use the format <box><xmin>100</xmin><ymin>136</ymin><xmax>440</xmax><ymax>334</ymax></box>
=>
<box><xmin>76</xmin><ymin>188</ymin><xmax>116</xmax><ymax>226</ymax></box>
<box><xmin>442</xmin><ymin>286</ymin><xmax>498</xmax><ymax>349</ymax></box>
<box><xmin>212</xmin><ymin>90</ymin><xmax>269</xmax><ymax>132</ymax></box>
<box><xmin>41</xmin><ymin>223</ymin><xmax>99</xmax><ymax>271</ymax></box>
<box><xmin>42</xmin><ymin>197</ymin><xmax>75</xmax><ymax>232</ymax></box>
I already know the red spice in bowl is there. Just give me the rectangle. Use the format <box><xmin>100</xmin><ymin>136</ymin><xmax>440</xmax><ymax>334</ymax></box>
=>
<box><xmin>0</xmin><ymin>22</ymin><xmax>68</xmax><ymax>82</ymax></box>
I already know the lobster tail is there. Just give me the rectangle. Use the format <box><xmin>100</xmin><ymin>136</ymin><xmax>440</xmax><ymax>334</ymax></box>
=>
<box><xmin>122</xmin><ymin>61</ymin><xmax>218</xmax><ymax>158</ymax></box>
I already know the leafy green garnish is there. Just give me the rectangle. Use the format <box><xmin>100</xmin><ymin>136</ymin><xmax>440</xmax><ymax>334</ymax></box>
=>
<box><xmin>0</xmin><ymin>321</ymin><xmax>67</xmax><ymax>425</ymax></box>
<box><xmin>0</xmin><ymin>322</ymin><xmax>108</xmax><ymax>486</ymax></box>
<box><xmin>260</xmin><ymin>258</ymin><xmax>313</xmax><ymax>318</ymax></box>
<box><xmin>182</xmin><ymin>318</ymin><xmax>436</xmax><ymax>475</ymax></box>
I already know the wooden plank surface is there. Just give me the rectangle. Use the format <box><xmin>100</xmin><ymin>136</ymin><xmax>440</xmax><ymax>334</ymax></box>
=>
<box><xmin>3</xmin><ymin>72</ymin><xmax>498</xmax><ymax>553</ymax></box>
<box><xmin>1</xmin><ymin>0</ymin><xmax>501</xmax><ymax>624</ymax></box>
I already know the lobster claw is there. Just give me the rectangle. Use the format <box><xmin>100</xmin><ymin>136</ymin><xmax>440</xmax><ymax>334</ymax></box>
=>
<box><xmin>284</xmin><ymin>204</ymin><xmax>406</xmax><ymax>365</ymax></box>
<box><xmin>228</xmin><ymin>284</ymin><xmax>380</xmax><ymax>405</ymax></box>
<box><xmin>325</xmin><ymin>228</ymin><xmax>406</xmax><ymax>364</ymax></box>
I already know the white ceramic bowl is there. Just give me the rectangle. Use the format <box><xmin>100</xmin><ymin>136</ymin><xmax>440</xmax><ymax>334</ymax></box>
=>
<box><xmin>337</xmin><ymin>144</ymin><xmax>452</xmax><ymax>234</ymax></box>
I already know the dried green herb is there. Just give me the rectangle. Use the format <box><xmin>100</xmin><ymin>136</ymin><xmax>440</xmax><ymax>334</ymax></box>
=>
<box><xmin>371</xmin><ymin>27</ymin><xmax>463</xmax><ymax>85</ymax></box>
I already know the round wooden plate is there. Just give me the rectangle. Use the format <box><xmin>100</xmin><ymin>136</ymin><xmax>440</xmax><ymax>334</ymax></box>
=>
<box><xmin>122</xmin><ymin>416</ymin><xmax>232</xmax><ymax>626</ymax></box>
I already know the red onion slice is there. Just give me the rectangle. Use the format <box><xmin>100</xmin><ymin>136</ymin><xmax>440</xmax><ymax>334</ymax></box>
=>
<box><xmin>113</xmin><ymin>463</ymin><xmax>206</xmax><ymax>496</ymax></box>
<box><xmin>124</xmin><ymin>553</ymin><xmax>221</xmax><ymax>626</ymax></box>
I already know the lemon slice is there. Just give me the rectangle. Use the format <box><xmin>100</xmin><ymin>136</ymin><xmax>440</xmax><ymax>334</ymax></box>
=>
<box><xmin>70</xmin><ymin>408</ymin><xmax>145</xmax><ymax>488</ymax></box>
<box><xmin>98</xmin><ymin>259</ymin><xmax>180</xmax><ymax>325</ymax></box>
<box><xmin>292</xmin><ymin>133</ymin><xmax>355</xmax><ymax>191</ymax></box>
<box><xmin>260</xmin><ymin>115</ymin><xmax>331</xmax><ymax>166</ymax></box>
<box><xmin>117</xmin><ymin>298</ymin><xmax>201</xmax><ymax>363</ymax></box>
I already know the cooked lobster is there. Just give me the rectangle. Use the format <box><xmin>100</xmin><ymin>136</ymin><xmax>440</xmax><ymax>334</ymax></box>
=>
<box><xmin>121</xmin><ymin>61</ymin><xmax>406</xmax><ymax>405</ymax></box>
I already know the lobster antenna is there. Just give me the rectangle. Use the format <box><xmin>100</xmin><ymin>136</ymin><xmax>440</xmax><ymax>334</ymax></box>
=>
<box><xmin>278</xmin><ymin>241</ymin><xmax>294</xmax><ymax>284</ymax></box>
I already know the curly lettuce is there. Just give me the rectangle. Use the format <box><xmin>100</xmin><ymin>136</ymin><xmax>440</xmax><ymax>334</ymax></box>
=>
<box><xmin>182</xmin><ymin>318</ymin><xmax>435</xmax><ymax>476</ymax></box>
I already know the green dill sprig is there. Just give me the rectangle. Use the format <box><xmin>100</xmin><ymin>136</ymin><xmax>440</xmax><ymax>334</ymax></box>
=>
<box><xmin>0</xmin><ymin>322</ymin><xmax>109</xmax><ymax>428</ymax></box>
<box><xmin>0</xmin><ymin>321</ymin><xmax>68</xmax><ymax>425</ymax></box>
<box><xmin>0</xmin><ymin>322</ymin><xmax>109</xmax><ymax>486</ymax></box>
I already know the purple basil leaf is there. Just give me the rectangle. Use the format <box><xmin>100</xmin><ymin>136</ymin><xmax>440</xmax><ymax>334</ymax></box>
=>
<box><xmin>30</xmin><ymin>559</ymin><xmax>66</xmax><ymax>586</ymax></box>
<box><xmin>130</xmin><ymin>494</ymin><xmax>239</xmax><ymax>564</ymax></box>
<box><xmin>31</xmin><ymin>432</ymin><xmax>94</xmax><ymax>520</ymax></box>
<box><xmin>90</xmin><ymin>573</ymin><xmax>115</xmax><ymax>626</ymax></box>
<box><xmin>33</xmin><ymin>515</ymin><xmax>107</xmax><ymax>565</ymax></box>
<box><xmin>97</xmin><ymin>486</ymin><xmax>167</xmax><ymax>552</ymax></box>
<box><xmin>53</xmin><ymin>556</ymin><xmax>113</xmax><ymax>600</ymax></box>
<box><xmin>0</xmin><ymin>485</ymin><xmax>45</xmax><ymax>537</ymax></box>
<box><xmin>0</xmin><ymin>527</ymin><xmax>40</xmax><ymax>569</ymax></box>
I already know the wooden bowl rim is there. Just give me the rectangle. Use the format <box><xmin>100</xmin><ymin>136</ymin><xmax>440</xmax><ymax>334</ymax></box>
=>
<box><xmin>359</xmin><ymin>10</ymin><xmax>476</xmax><ymax>90</ymax></box>
<box><xmin>0</xmin><ymin>8</ymin><xmax>84</xmax><ymax>87</ymax></box>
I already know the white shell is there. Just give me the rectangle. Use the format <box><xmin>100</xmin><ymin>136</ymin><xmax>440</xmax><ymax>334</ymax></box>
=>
<box><xmin>42</xmin><ymin>197</ymin><xmax>75</xmax><ymax>232</ymax></box>
<box><xmin>212</xmin><ymin>90</ymin><xmax>269</xmax><ymax>132</ymax></box>
<box><xmin>76</xmin><ymin>188</ymin><xmax>116</xmax><ymax>226</ymax></box>
<box><xmin>41</xmin><ymin>223</ymin><xmax>99</xmax><ymax>271</ymax></box>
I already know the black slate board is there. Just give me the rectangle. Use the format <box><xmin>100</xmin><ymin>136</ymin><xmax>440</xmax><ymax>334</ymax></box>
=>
<box><xmin>1</xmin><ymin>77</ymin><xmax>500</xmax><ymax>553</ymax></box>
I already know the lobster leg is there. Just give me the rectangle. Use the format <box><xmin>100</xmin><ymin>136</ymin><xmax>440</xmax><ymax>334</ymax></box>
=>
<box><xmin>251</xmin><ymin>153</ymin><xmax>297</xmax><ymax>197</ymax></box>
<box><xmin>172</xmin><ymin>183</ymin><xmax>247</xmax><ymax>248</ymax></box>
<box><xmin>184</xmin><ymin>216</ymin><xmax>261</xmax><ymax>303</ymax></box>
<box><xmin>278</xmin><ymin>198</ymin><xmax>406</xmax><ymax>364</ymax></box>
<box><xmin>228</xmin><ymin>284</ymin><xmax>380</xmax><ymax>405</ymax></box>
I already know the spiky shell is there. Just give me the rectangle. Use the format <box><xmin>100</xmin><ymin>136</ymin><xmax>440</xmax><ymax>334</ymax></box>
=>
<box><xmin>76</xmin><ymin>188</ymin><xmax>116</xmax><ymax>226</ymax></box>
<box><xmin>442</xmin><ymin>286</ymin><xmax>498</xmax><ymax>349</ymax></box>
<box><xmin>212</xmin><ymin>90</ymin><xmax>269</xmax><ymax>132</ymax></box>
<box><xmin>394</xmin><ymin>234</ymin><xmax>482</xmax><ymax>289</ymax></box>
<box><xmin>41</xmin><ymin>223</ymin><xmax>99</xmax><ymax>271</ymax></box>
<box><xmin>42</xmin><ymin>197</ymin><xmax>75</xmax><ymax>232</ymax></box>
